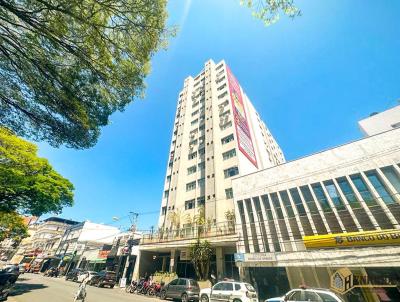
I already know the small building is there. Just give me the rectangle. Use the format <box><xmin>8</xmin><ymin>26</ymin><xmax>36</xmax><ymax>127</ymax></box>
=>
<box><xmin>54</xmin><ymin>221</ymin><xmax>120</xmax><ymax>274</ymax></box>
<box><xmin>359</xmin><ymin>105</ymin><xmax>400</xmax><ymax>136</ymax></box>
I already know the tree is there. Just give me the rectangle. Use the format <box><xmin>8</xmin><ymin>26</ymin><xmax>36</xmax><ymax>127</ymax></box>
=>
<box><xmin>0</xmin><ymin>127</ymin><xmax>74</xmax><ymax>216</ymax></box>
<box><xmin>241</xmin><ymin>0</ymin><xmax>301</xmax><ymax>26</ymax></box>
<box><xmin>189</xmin><ymin>239</ymin><xmax>213</xmax><ymax>281</ymax></box>
<box><xmin>0</xmin><ymin>0</ymin><xmax>171</xmax><ymax>149</ymax></box>
<box><xmin>0</xmin><ymin>211</ymin><xmax>28</xmax><ymax>242</ymax></box>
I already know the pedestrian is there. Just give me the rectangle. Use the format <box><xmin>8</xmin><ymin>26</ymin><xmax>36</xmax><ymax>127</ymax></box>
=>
<box><xmin>73</xmin><ymin>272</ymin><xmax>89</xmax><ymax>302</ymax></box>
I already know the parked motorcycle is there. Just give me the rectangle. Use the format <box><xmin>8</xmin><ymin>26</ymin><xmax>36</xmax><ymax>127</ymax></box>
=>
<box><xmin>44</xmin><ymin>268</ymin><xmax>59</xmax><ymax>278</ymax></box>
<box><xmin>0</xmin><ymin>265</ymin><xmax>20</xmax><ymax>301</ymax></box>
<box><xmin>125</xmin><ymin>279</ymin><xmax>140</xmax><ymax>293</ymax></box>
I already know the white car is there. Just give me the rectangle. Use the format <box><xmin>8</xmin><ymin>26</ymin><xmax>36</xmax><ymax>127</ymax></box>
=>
<box><xmin>77</xmin><ymin>271</ymin><xmax>98</xmax><ymax>283</ymax></box>
<box><xmin>200</xmin><ymin>281</ymin><xmax>258</xmax><ymax>302</ymax></box>
<box><xmin>265</xmin><ymin>288</ymin><xmax>344</xmax><ymax>302</ymax></box>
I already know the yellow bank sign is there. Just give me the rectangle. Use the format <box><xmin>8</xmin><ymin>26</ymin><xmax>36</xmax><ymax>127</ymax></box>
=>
<box><xmin>303</xmin><ymin>229</ymin><xmax>400</xmax><ymax>249</ymax></box>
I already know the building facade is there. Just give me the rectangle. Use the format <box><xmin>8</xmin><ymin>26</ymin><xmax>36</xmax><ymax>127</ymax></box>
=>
<box><xmin>138</xmin><ymin>59</ymin><xmax>284</xmax><ymax>280</ymax></box>
<box><xmin>359</xmin><ymin>105</ymin><xmax>400</xmax><ymax>136</ymax></box>
<box><xmin>54</xmin><ymin>221</ymin><xmax>120</xmax><ymax>274</ymax></box>
<box><xmin>232</xmin><ymin>128</ymin><xmax>400</xmax><ymax>301</ymax></box>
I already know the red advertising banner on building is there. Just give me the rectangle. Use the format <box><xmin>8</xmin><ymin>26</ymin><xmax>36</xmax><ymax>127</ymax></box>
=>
<box><xmin>226</xmin><ymin>66</ymin><xmax>258</xmax><ymax>168</ymax></box>
<box><xmin>98</xmin><ymin>250</ymin><xmax>110</xmax><ymax>259</ymax></box>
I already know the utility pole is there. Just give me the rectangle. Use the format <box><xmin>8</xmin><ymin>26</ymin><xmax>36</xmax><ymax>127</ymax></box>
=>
<box><xmin>121</xmin><ymin>212</ymin><xmax>139</xmax><ymax>285</ymax></box>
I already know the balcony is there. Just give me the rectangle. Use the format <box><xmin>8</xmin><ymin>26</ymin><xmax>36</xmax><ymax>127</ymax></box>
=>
<box><xmin>141</xmin><ymin>220</ymin><xmax>236</xmax><ymax>245</ymax></box>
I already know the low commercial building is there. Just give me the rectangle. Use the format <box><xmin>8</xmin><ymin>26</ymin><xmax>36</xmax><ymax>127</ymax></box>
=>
<box><xmin>232</xmin><ymin>128</ymin><xmax>400</xmax><ymax>301</ymax></box>
<box><xmin>54</xmin><ymin>221</ymin><xmax>120</xmax><ymax>274</ymax></box>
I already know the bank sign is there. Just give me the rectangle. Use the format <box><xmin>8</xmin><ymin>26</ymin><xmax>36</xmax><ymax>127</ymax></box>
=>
<box><xmin>303</xmin><ymin>229</ymin><xmax>400</xmax><ymax>249</ymax></box>
<box><xmin>226</xmin><ymin>66</ymin><xmax>258</xmax><ymax>168</ymax></box>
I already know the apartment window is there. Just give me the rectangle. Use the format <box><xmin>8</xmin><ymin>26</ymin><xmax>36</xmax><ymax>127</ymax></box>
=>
<box><xmin>185</xmin><ymin>199</ymin><xmax>195</xmax><ymax>210</ymax></box>
<box><xmin>187</xmin><ymin>165</ymin><xmax>197</xmax><ymax>175</ymax></box>
<box><xmin>189</xmin><ymin>139</ymin><xmax>198</xmax><ymax>146</ymax></box>
<box><xmin>199</xmin><ymin>124</ymin><xmax>205</xmax><ymax>131</ymax></box>
<box><xmin>216</xmin><ymin>76</ymin><xmax>225</xmax><ymax>84</ymax></box>
<box><xmin>199</xmin><ymin>147</ymin><xmax>205</xmax><ymax>155</ymax></box>
<box><xmin>166</xmin><ymin>175</ymin><xmax>171</xmax><ymax>183</ymax></box>
<box><xmin>191</xmin><ymin>119</ymin><xmax>198</xmax><ymax>125</ymax></box>
<box><xmin>221</xmin><ymin>134</ymin><xmax>234</xmax><ymax>145</ymax></box>
<box><xmin>218</xmin><ymin>91</ymin><xmax>228</xmax><ymax>99</ymax></box>
<box><xmin>192</xmin><ymin>109</ymin><xmax>199</xmax><ymax>116</ymax></box>
<box><xmin>198</xmin><ymin>178</ymin><xmax>205</xmax><ymax>187</ymax></box>
<box><xmin>186</xmin><ymin>181</ymin><xmax>196</xmax><ymax>191</ymax></box>
<box><xmin>222</xmin><ymin>149</ymin><xmax>236</xmax><ymax>160</ymax></box>
<box><xmin>225</xmin><ymin>188</ymin><xmax>233</xmax><ymax>199</ymax></box>
<box><xmin>197</xmin><ymin>196</ymin><xmax>205</xmax><ymax>207</ymax></box>
<box><xmin>219</xmin><ymin>110</ymin><xmax>230</xmax><ymax>117</ymax></box>
<box><xmin>199</xmin><ymin>136</ymin><xmax>205</xmax><ymax>145</ymax></box>
<box><xmin>198</xmin><ymin>162</ymin><xmax>205</xmax><ymax>170</ymax></box>
<box><xmin>192</xmin><ymin>102</ymin><xmax>199</xmax><ymax>108</ymax></box>
<box><xmin>161</xmin><ymin>207</ymin><xmax>167</xmax><ymax>215</ymax></box>
<box><xmin>224</xmin><ymin>166</ymin><xmax>239</xmax><ymax>178</ymax></box>
<box><xmin>216</xmin><ymin>63</ymin><xmax>224</xmax><ymax>70</ymax></box>
<box><xmin>365</xmin><ymin>170</ymin><xmax>394</xmax><ymax>204</ymax></box>
<box><xmin>164</xmin><ymin>190</ymin><xmax>169</xmax><ymax>198</ymax></box>
<box><xmin>188</xmin><ymin>152</ymin><xmax>197</xmax><ymax>160</ymax></box>
<box><xmin>220</xmin><ymin>121</ymin><xmax>232</xmax><ymax>130</ymax></box>
<box><xmin>217</xmin><ymin>83</ymin><xmax>227</xmax><ymax>91</ymax></box>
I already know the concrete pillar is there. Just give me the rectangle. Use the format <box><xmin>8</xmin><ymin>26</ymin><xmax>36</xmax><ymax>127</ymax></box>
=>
<box><xmin>216</xmin><ymin>247</ymin><xmax>224</xmax><ymax>280</ymax></box>
<box><xmin>170</xmin><ymin>249</ymin><xmax>178</xmax><ymax>273</ymax></box>
<box><xmin>162</xmin><ymin>256</ymin><xmax>167</xmax><ymax>272</ymax></box>
<box><xmin>132</xmin><ymin>251</ymin><xmax>141</xmax><ymax>280</ymax></box>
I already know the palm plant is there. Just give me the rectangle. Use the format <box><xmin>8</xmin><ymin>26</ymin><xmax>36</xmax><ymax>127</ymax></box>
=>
<box><xmin>189</xmin><ymin>239</ymin><xmax>213</xmax><ymax>281</ymax></box>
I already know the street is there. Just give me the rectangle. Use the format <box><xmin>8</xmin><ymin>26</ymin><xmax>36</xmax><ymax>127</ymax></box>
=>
<box><xmin>9</xmin><ymin>273</ymin><xmax>160</xmax><ymax>302</ymax></box>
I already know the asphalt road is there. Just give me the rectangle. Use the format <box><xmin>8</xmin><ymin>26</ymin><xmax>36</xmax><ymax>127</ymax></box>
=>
<box><xmin>8</xmin><ymin>273</ymin><xmax>160</xmax><ymax>302</ymax></box>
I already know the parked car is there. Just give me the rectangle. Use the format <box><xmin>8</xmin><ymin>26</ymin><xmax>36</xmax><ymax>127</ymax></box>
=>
<box><xmin>265</xmin><ymin>288</ymin><xmax>345</xmax><ymax>302</ymax></box>
<box><xmin>0</xmin><ymin>265</ymin><xmax>20</xmax><ymax>301</ymax></box>
<box><xmin>65</xmin><ymin>268</ymin><xmax>84</xmax><ymax>282</ymax></box>
<box><xmin>200</xmin><ymin>281</ymin><xmax>258</xmax><ymax>302</ymax></box>
<box><xmin>77</xmin><ymin>271</ymin><xmax>98</xmax><ymax>283</ymax></box>
<box><xmin>160</xmin><ymin>278</ymin><xmax>200</xmax><ymax>302</ymax></box>
<box><xmin>17</xmin><ymin>264</ymin><xmax>25</xmax><ymax>274</ymax></box>
<box><xmin>88</xmin><ymin>271</ymin><xmax>116</xmax><ymax>288</ymax></box>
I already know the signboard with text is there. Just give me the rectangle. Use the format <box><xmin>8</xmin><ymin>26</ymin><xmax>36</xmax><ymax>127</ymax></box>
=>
<box><xmin>303</xmin><ymin>229</ymin><xmax>400</xmax><ymax>249</ymax></box>
<box><xmin>226</xmin><ymin>66</ymin><xmax>258</xmax><ymax>168</ymax></box>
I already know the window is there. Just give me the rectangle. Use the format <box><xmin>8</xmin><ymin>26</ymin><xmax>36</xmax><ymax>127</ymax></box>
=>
<box><xmin>234</xmin><ymin>284</ymin><xmax>240</xmax><ymax>291</ymax></box>
<box><xmin>224</xmin><ymin>166</ymin><xmax>239</xmax><ymax>178</ymax></box>
<box><xmin>198</xmin><ymin>178</ymin><xmax>205</xmax><ymax>187</ymax></box>
<box><xmin>164</xmin><ymin>190</ymin><xmax>169</xmax><ymax>198</ymax></box>
<box><xmin>219</xmin><ymin>109</ymin><xmax>230</xmax><ymax>117</ymax></box>
<box><xmin>186</xmin><ymin>181</ymin><xmax>196</xmax><ymax>191</ymax></box>
<box><xmin>279</xmin><ymin>190</ymin><xmax>294</xmax><ymax>217</ymax></box>
<box><xmin>197</xmin><ymin>196</ymin><xmax>205</xmax><ymax>207</ymax></box>
<box><xmin>304</xmin><ymin>291</ymin><xmax>321</xmax><ymax>301</ymax></box>
<box><xmin>381</xmin><ymin>166</ymin><xmax>400</xmax><ymax>192</ymax></box>
<box><xmin>185</xmin><ymin>199</ymin><xmax>195</xmax><ymax>210</ymax></box>
<box><xmin>199</xmin><ymin>147</ymin><xmax>205</xmax><ymax>155</ymax></box>
<box><xmin>221</xmin><ymin>134</ymin><xmax>234</xmax><ymax>145</ymax></box>
<box><xmin>169</xmin><ymin>279</ymin><xmax>178</xmax><ymax>286</ymax></box>
<box><xmin>218</xmin><ymin>91</ymin><xmax>228</xmax><ymax>99</ymax></box>
<box><xmin>216</xmin><ymin>63</ymin><xmax>224</xmax><ymax>70</ymax></box>
<box><xmin>365</xmin><ymin>170</ymin><xmax>394</xmax><ymax>204</ymax></box>
<box><xmin>187</xmin><ymin>165</ymin><xmax>197</xmax><ymax>175</ymax></box>
<box><xmin>192</xmin><ymin>109</ymin><xmax>199</xmax><ymax>116</ymax></box>
<box><xmin>336</xmin><ymin>177</ymin><xmax>360</xmax><ymax>208</ymax></box>
<box><xmin>177</xmin><ymin>279</ymin><xmax>187</xmax><ymax>286</ymax></box>
<box><xmin>216</xmin><ymin>76</ymin><xmax>225</xmax><ymax>84</ymax></box>
<box><xmin>350</xmin><ymin>174</ymin><xmax>377</xmax><ymax>205</ymax></box>
<box><xmin>221</xmin><ymin>282</ymin><xmax>233</xmax><ymax>291</ymax></box>
<box><xmin>225</xmin><ymin>188</ymin><xmax>233</xmax><ymax>199</ymax></box>
<box><xmin>161</xmin><ymin>207</ymin><xmax>167</xmax><ymax>215</ymax></box>
<box><xmin>199</xmin><ymin>136</ymin><xmax>205</xmax><ymax>145</ymax></box>
<box><xmin>191</xmin><ymin>119</ymin><xmax>198</xmax><ymax>125</ymax></box>
<box><xmin>198</xmin><ymin>162</ymin><xmax>205</xmax><ymax>170</ymax></box>
<box><xmin>213</xmin><ymin>283</ymin><xmax>224</xmax><ymax>291</ymax></box>
<box><xmin>220</xmin><ymin>121</ymin><xmax>232</xmax><ymax>130</ymax></box>
<box><xmin>311</xmin><ymin>183</ymin><xmax>331</xmax><ymax>211</ymax></box>
<box><xmin>289</xmin><ymin>188</ymin><xmax>306</xmax><ymax>215</ymax></box>
<box><xmin>323</xmin><ymin>180</ymin><xmax>346</xmax><ymax>210</ymax></box>
<box><xmin>287</xmin><ymin>291</ymin><xmax>302</xmax><ymax>301</ymax></box>
<box><xmin>222</xmin><ymin>149</ymin><xmax>236</xmax><ymax>160</ymax></box>
<box><xmin>217</xmin><ymin>83</ymin><xmax>227</xmax><ymax>91</ymax></box>
<box><xmin>166</xmin><ymin>175</ymin><xmax>171</xmax><ymax>183</ymax></box>
<box><xmin>188</xmin><ymin>152</ymin><xmax>197</xmax><ymax>160</ymax></box>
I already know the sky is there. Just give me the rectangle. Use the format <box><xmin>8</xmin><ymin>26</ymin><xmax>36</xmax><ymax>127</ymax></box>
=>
<box><xmin>37</xmin><ymin>0</ymin><xmax>400</xmax><ymax>231</ymax></box>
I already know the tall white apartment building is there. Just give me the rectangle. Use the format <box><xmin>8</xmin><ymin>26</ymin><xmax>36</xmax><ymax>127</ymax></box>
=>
<box><xmin>138</xmin><ymin>59</ymin><xmax>284</xmax><ymax>280</ymax></box>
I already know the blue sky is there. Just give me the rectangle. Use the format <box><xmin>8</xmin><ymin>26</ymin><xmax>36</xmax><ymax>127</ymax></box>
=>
<box><xmin>38</xmin><ymin>0</ymin><xmax>400</xmax><ymax>230</ymax></box>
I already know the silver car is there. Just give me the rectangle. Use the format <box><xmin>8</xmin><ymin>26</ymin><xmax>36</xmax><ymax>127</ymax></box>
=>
<box><xmin>160</xmin><ymin>278</ymin><xmax>200</xmax><ymax>302</ymax></box>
